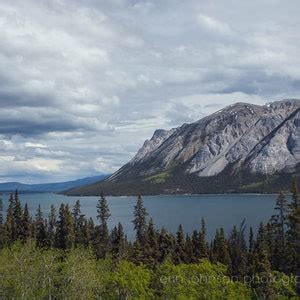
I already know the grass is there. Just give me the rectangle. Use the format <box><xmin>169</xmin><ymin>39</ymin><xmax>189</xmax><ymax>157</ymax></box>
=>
<box><xmin>145</xmin><ymin>171</ymin><xmax>171</xmax><ymax>184</ymax></box>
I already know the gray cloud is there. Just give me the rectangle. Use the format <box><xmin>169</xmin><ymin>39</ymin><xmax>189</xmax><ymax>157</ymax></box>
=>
<box><xmin>0</xmin><ymin>0</ymin><xmax>300</xmax><ymax>183</ymax></box>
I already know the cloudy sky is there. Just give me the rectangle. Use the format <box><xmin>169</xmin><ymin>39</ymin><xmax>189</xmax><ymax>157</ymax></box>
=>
<box><xmin>0</xmin><ymin>0</ymin><xmax>300</xmax><ymax>183</ymax></box>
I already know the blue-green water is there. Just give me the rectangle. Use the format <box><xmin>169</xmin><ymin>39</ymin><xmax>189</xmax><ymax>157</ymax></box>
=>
<box><xmin>0</xmin><ymin>193</ymin><xmax>278</xmax><ymax>240</ymax></box>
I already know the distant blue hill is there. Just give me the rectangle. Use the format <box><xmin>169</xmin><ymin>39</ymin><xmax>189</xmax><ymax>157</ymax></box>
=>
<box><xmin>0</xmin><ymin>175</ymin><xmax>109</xmax><ymax>193</ymax></box>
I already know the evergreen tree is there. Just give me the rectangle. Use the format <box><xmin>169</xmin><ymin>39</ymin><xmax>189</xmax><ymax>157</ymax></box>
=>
<box><xmin>252</xmin><ymin>223</ymin><xmax>274</xmax><ymax>298</ymax></box>
<box><xmin>0</xmin><ymin>195</ymin><xmax>3</xmax><ymax>226</ymax></box>
<box><xmin>249</xmin><ymin>227</ymin><xmax>254</xmax><ymax>254</ymax></box>
<box><xmin>5</xmin><ymin>193</ymin><xmax>15</xmax><ymax>243</ymax></box>
<box><xmin>13</xmin><ymin>190</ymin><xmax>23</xmax><ymax>240</ymax></box>
<box><xmin>82</xmin><ymin>217</ymin><xmax>94</xmax><ymax>247</ymax></box>
<box><xmin>55</xmin><ymin>204</ymin><xmax>74</xmax><ymax>250</ymax></box>
<box><xmin>88</xmin><ymin>217</ymin><xmax>95</xmax><ymax>241</ymax></box>
<box><xmin>184</xmin><ymin>234</ymin><xmax>194</xmax><ymax>263</ymax></box>
<box><xmin>268</xmin><ymin>192</ymin><xmax>288</xmax><ymax>272</ymax></box>
<box><xmin>47</xmin><ymin>205</ymin><xmax>56</xmax><ymax>247</ymax></box>
<box><xmin>132</xmin><ymin>195</ymin><xmax>148</xmax><ymax>245</ymax></box>
<box><xmin>21</xmin><ymin>203</ymin><xmax>31</xmax><ymax>242</ymax></box>
<box><xmin>0</xmin><ymin>195</ymin><xmax>4</xmax><ymax>247</ymax></box>
<box><xmin>212</xmin><ymin>228</ymin><xmax>231</xmax><ymax>268</ymax></box>
<box><xmin>228</xmin><ymin>221</ymin><xmax>247</xmax><ymax>279</ymax></box>
<box><xmin>95</xmin><ymin>193</ymin><xmax>111</xmax><ymax>258</ymax></box>
<box><xmin>73</xmin><ymin>200</ymin><xmax>84</xmax><ymax>246</ymax></box>
<box><xmin>158</xmin><ymin>227</ymin><xmax>174</xmax><ymax>263</ymax></box>
<box><xmin>173</xmin><ymin>224</ymin><xmax>186</xmax><ymax>264</ymax></box>
<box><xmin>191</xmin><ymin>230</ymin><xmax>200</xmax><ymax>261</ymax></box>
<box><xmin>111</xmin><ymin>222</ymin><xmax>126</xmax><ymax>260</ymax></box>
<box><xmin>191</xmin><ymin>229</ymin><xmax>207</xmax><ymax>262</ymax></box>
<box><xmin>286</xmin><ymin>179</ymin><xmax>300</xmax><ymax>295</ymax></box>
<box><xmin>35</xmin><ymin>205</ymin><xmax>47</xmax><ymax>248</ymax></box>
<box><xmin>201</xmin><ymin>217</ymin><xmax>206</xmax><ymax>237</ymax></box>
<box><xmin>144</xmin><ymin>218</ymin><xmax>160</xmax><ymax>267</ymax></box>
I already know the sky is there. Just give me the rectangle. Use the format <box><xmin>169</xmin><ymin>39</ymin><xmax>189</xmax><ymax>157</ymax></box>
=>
<box><xmin>0</xmin><ymin>0</ymin><xmax>300</xmax><ymax>183</ymax></box>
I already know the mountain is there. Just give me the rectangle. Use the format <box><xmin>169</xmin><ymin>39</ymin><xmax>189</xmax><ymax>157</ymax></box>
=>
<box><xmin>66</xmin><ymin>99</ymin><xmax>300</xmax><ymax>196</ymax></box>
<box><xmin>0</xmin><ymin>175</ymin><xmax>108</xmax><ymax>193</ymax></box>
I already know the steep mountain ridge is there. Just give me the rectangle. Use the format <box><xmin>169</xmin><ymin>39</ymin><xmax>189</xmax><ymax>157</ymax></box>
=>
<box><xmin>67</xmin><ymin>99</ymin><xmax>300</xmax><ymax>196</ymax></box>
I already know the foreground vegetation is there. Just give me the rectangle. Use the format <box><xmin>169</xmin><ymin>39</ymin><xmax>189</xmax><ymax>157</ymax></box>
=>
<box><xmin>0</xmin><ymin>180</ymin><xmax>299</xmax><ymax>299</ymax></box>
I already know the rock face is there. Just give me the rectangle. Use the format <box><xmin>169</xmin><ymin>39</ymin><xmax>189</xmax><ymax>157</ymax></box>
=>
<box><xmin>67</xmin><ymin>99</ymin><xmax>300</xmax><ymax>196</ymax></box>
<box><xmin>109</xmin><ymin>99</ymin><xmax>300</xmax><ymax>181</ymax></box>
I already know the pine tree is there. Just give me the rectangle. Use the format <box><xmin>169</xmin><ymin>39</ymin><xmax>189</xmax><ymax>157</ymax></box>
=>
<box><xmin>228</xmin><ymin>221</ymin><xmax>248</xmax><ymax>279</ymax></box>
<box><xmin>95</xmin><ymin>193</ymin><xmax>111</xmax><ymax>258</ymax></box>
<box><xmin>252</xmin><ymin>223</ymin><xmax>274</xmax><ymax>298</ymax></box>
<box><xmin>191</xmin><ymin>230</ymin><xmax>200</xmax><ymax>262</ymax></box>
<box><xmin>83</xmin><ymin>217</ymin><xmax>94</xmax><ymax>247</ymax></box>
<box><xmin>21</xmin><ymin>203</ymin><xmax>31</xmax><ymax>242</ymax></box>
<box><xmin>201</xmin><ymin>217</ymin><xmax>206</xmax><ymax>237</ymax></box>
<box><xmin>184</xmin><ymin>234</ymin><xmax>194</xmax><ymax>263</ymax></box>
<box><xmin>73</xmin><ymin>200</ymin><xmax>84</xmax><ymax>246</ymax></box>
<box><xmin>173</xmin><ymin>224</ymin><xmax>186</xmax><ymax>264</ymax></box>
<box><xmin>0</xmin><ymin>195</ymin><xmax>4</xmax><ymax>247</ymax></box>
<box><xmin>212</xmin><ymin>228</ymin><xmax>231</xmax><ymax>268</ymax></box>
<box><xmin>249</xmin><ymin>227</ymin><xmax>254</xmax><ymax>254</ymax></box>
<box><xmin>5</xmin><ymin>193</ymin><xmax>15</xmax><ymax>243</ymax></box>
<box><xmin>144</xmin><ymin>218</ymin><xmax>160</xmax><ymax>267</ymax></box>
<box><xmin>286</xmin><ymin>179</ymin><xmax>300</xmax><ymax>295</ymax></box>
<box><xmin>111</xmin><ymin>222</ymin><xmax>126</xmax><ymax>260</ymax></box>
<box><xmin>158</xmin><ymin>227</ymin><xmax>174</xmax><ymax>263</ymax></box>
<box><xmin>55</xmin><ymin>204</ymin><xmax>74</xmax><ymax>250</ymax></box>
<box><xmin>191</xmin><ymin>229</ymin><xmax>207</xmax><ymax>262</ymax></box>
<box><xmin>268</xmin><ymin>192</ymin><xmax>288</xmax><ymax>272</ymax></box>
<box><xmin>13</xmin><ymin>190</ymin><xmax>23</xmax><ymax>240</ymax></box>
<box><xmin>132</xmin><ymin>195</ymin><xmax>148</xmax><ymax>245</ymax></box>
<box><xmin>47</xmin><ymin>205</ymin><xmax>56</xmax><ymax>247</ymax></box>
<box><xmin>0</xmin><ymin>195</ymin><xmax>3</xmax><ymax>226</ymax></box>
<box><xmin>35</xmin><ymin>205</ymin><xmax>47</xmax><ymax>248</ymax></box>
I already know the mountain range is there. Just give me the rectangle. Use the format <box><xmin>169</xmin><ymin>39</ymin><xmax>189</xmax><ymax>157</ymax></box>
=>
<box><xmin>0</xmin><ymin>175</ymin><xmax>108</xmax><ymax>193</ymax></box>
<box><xmin>66</xmin><ymin>99</ymin><xmax>300</xmax><ymax>196</ymax></box>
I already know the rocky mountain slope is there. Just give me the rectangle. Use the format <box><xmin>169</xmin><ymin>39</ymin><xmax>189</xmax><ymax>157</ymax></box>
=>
<box><xmin>67</xmin><ymin>99</ymin><xmax>300</xmax><ymax>196</ymax></box>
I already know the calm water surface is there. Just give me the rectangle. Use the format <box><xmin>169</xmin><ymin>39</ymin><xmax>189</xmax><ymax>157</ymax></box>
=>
<box><xmin>0</xmin><ymin>193</ymin><xmax>278</xmax><ymax>240</ymax></box>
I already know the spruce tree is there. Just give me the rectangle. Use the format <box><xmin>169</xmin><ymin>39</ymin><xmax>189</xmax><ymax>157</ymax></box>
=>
<box><xmin>191</xmin><ymin>229</ymin><xmax>207</xmax><ymax>262</ymax></box>
<box><xmin>35</xmin><ymin>205</ymin><xmax>47</xmax><ymax>248</ymax></box>
<box><xmin>184</xmin><ymin>234</ymin><xmax>194</xmax><ymax>263</ymax></box>
<box><xmin>132</xmin><ymin>195</ymin><xmax>148</xmax><ymax>245</ymax></box>
<box><xmin>47</xmin><ymin>205</ymin><xmax>56</xmax><ymax>247</ymax></box>
<box><xmin>111</xmin><ymin>222</ymin><xmax>126</xmax><ymax>260</ymax></box>
<box><xmin>249</xmin><ymin>227</ymin><xmax>254</xmax><ymax>254</ymax></box>
<box><xmin>21</xmin><ymin>203</ymin><xmax>31</xmax><ymax>242</ymax></box>
<box><xmin>55</xmin><ymin>204</ymin><xmax>74</xmax><ymax>250</ymax></box>
<box><xmin>0</xmin><ymin>195</ymin><xmax>4</xmax><ymax>247</ymax></box>
<box><xmin>13</xmin><ymin>190</ymin><xmax>23</xmax><ymax>240</ymax></box>
<box><xmin>269</xmin><ymin>192</ymin><xmax>288</xmax><ymax>272</ymax></box>
<box><xmin>95</xmin><ymin>193</ymin><xmax>111</xmax><ymax>258</ymax></box>
<box><xmin>191</xmin><ymin>230</ymin><xmax>200</xmax><ymax>262</ymax></box>
<box><xmin>5</xmin><ymin>193</ymin><xmax>15</xmax><ymax>243</ymax></box>
<box><xmin>252</xmin><ymin>223</ymin><xmax>274</xmax><ymax>298</ymax></box>
<box><xmin>228</xmin><ymin>222</ymin><xmax>247</xmax><ymax>279</ymax></box>
<box><xmin>0</xmin><ymin>195</ymin><xmax>3</xmax><ymax>226</ymax></box>
<box><xmin>287</xmin><ymin>179</ymin><xmax>300</xmax><ymax>294</ymax></box>
<box><xmin>73</xmin><ymin>200</ymin><xmax>84</xmax><ymax>246</ymax></box>
<box><xmin>212</xmin><ymin>228</ymin><xmax>231</xmax><ymax>268</ymax></box>
<box><xmin>173</xmin><ymin>224</ymin><xmax>186</xmax><ymax>264</ymax></box>
<box><xmin>158</xmin><ymin>227</ymin><xmax>174</xmax><ymax>263</ymax></box>
<box><xmin>144</xmin><ymin>218</ymin><xmax>160</xmax><ymax>267</ymax></box>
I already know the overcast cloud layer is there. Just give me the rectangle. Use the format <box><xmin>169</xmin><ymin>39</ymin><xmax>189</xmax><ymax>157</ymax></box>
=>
<box><xmin>1</xmin><ymin>0</ymin><xmax>300</xmax><ymax>183</ymax></box>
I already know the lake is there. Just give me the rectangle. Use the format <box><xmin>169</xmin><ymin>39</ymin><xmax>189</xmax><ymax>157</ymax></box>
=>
<box><xmin>0</xmin><ymin>193</ymin><xmax>279</xmax><ymax>241</ymax></box>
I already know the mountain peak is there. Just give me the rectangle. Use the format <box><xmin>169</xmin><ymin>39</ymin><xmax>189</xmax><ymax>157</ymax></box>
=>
<box><xmin>129</xmin><ymin>99</ymin><xmax>300</xmax><ymax>177</ymax></box>
<box><xmin>67</xmin><ymin>99</ymin><xmax>300</xmax><ymax>195</ymax></box>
